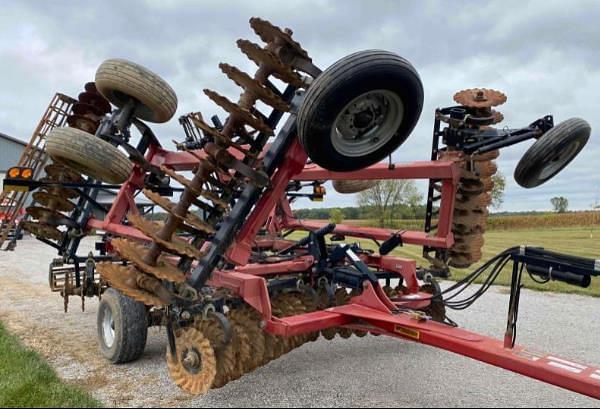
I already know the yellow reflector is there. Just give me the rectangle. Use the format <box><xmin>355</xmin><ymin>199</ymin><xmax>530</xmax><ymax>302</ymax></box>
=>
<box><xmin>8</xmin><ymin>168</ymin><xmax>20</xmax><ymax>178</ymax></box>
<box><xmin>21</xmin><ymin>168</ymin><xmax>33</xmax><ymax>179</ymax></box>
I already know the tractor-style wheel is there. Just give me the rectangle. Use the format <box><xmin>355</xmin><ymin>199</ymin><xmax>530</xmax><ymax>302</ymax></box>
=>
<box><xmin>297</xmin><ymin>50</ymin><xmax>423</xmax><ymax>172</ymax></box>
<box><xmin>97</xmin><ymin>288</ymin><xmax>149</xmax><ymax>364</ymax></box>
<box><xmin>514</xmin><ymin>118</ymin><xmax>591</xmax><ymax>188</ymax></box>
<box><xmin>332</xmin><ymin>179</ymin><xmax>377</xmax><ymax>194</ymax></box>
<box><xmin>95</xmin><ymin>58</ymin><xmax>178</xmax><ymax>123</ymax></box>
<box><xmin>46</xmin><ymin>127</ymin><xmax>133</xmax><ymax>184</ymax></box>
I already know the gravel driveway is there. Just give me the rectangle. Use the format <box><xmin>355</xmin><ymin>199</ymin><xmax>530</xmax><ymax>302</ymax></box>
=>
<box><xmin>1</xmin><ymin>236</ymin><xmax>599</xmax><ymax>407</ymax></box>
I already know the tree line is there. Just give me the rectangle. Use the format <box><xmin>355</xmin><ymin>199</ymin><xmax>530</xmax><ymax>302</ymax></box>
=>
<box><xmin>294</xmin><ymin>203</ymin><xmax>429</xmax><ymax>221</ymax></box>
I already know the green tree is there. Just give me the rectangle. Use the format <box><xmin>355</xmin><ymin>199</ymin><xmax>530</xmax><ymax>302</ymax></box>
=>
<box><xmin>490</xmin><ymin>171</ymin><xmax>506</xmax><ymax>209</ymax></box>
<box><xmin>357</xmin><ymin>180</ymin><xmax>422</xmax><ymax>227</ymax></box>
<box><xmin>329</xmin><ymin>208</ymin><xmax>344</xmax><ymax>224</ymax></box>
<box><xmin>551</xmin><ymin>196</ymin><xmax>569</xmax><ymax>213</ymax></box>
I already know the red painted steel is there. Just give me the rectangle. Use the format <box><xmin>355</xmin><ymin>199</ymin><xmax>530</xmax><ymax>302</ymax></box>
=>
<box><xmin>295</xmin><ymin>160</ymin><xmax>462</xmax><ymax>182</ymax></box>
<box><xmin>284</xmin><ymin>219</ymin><xmax>454</xmax><ymax>248</ymax></box>
<box><xmin>266</xmin><ymin>282</ymin><xmax>600</xmax><ymax>399</ymax></box>
<box><xmin>79</xmin><ymin>137</ymin><xmax>600</xmax><ymax>399</ymax></box>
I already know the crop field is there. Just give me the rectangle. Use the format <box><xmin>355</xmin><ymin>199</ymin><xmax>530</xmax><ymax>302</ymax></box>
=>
<box><xmin>342</xmin><ymin>211</ymin><xmax>600</xmax><ymax>231</ymax></box>
<box><xmin>290</xmin><ymin>226</ymin><xmax>600</xmax><ymax>296</ymax></box>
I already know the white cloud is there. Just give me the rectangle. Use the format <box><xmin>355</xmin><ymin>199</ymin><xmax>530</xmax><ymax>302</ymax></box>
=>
<box><xmin>0</xmin><ymin>0</ymin><xmax>597</xmax><ymax>212</ymax></box>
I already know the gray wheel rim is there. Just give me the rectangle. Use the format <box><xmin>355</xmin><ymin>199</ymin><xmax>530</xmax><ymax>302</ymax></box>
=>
<box><xmin>331</xmin><ymin>89</ymin><xmax>404</xmax><ymax>157</ymax></box>
<box><xmin>101</xmin><ymin>307</ymin><xmax>115</xmax><ymax>348</ymax></box>
<box><xmin>538</xmin><ymin>140</ymin><xmax>581</xmax><ymax>180</ymax></box>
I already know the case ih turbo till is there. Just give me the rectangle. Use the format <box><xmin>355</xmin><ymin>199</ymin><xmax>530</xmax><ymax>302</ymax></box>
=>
<box><xmin>1</xmin><ymin>17</ymin><xmax>598</xmax><ymax>398</ymax></box>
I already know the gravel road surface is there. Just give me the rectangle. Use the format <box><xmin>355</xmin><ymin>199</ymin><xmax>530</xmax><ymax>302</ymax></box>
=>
<box><xmin>1</xmin><ymin>236</ymin><xmax>599</xmax><ymax>407</ymax></box>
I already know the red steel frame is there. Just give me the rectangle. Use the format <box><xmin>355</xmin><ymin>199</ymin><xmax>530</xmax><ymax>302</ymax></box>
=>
<box><xmin>85</xmin><ymin>139</ymin><xmax>600</xmax><ymax>399</ymax></box>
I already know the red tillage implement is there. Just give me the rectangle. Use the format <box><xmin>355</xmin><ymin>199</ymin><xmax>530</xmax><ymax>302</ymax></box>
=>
<box><xmin>2</xmin><ymin>17</ymin><xmax>598</xmax><ymax>399</ymax></box>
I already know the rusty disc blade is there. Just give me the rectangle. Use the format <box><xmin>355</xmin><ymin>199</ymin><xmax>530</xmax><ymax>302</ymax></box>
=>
<box><xmin>471</xmin><ymin>149</ymin><xmax>500</xmax><ymax>162</ymax></box>
<box><xmin>67</xmin><ymin>115</ymin><xmax>98</xmax><ymax>134</ymax></box>
<box><xmin>457</xmin><ymin>179</ymin><xmax>485</xmax><ymax>196</ymax></box>
<box><xmin>454</xmin><ymin>192</ymin><xmax>492</xmax><ymax>210</ymax></box>
<box><xmin>84</xmin><ymin>82</ymin><xmax>99</xmax><ymax>94</ymax></box>
<box><xmin>78</xmin><ymin>91</ymin><xmax>111</xmax><ymax>113</ymax></box>
<box><xmin>96</xmin><ymin>262</ymin><xmax>166</xmax><ymax>306</ymax></box>
<box><xmin>249</xmin><ymin>17</ymin><xmax>311</xmax><ymax>61</ymax></box>
<box><xmin>160</xmin><ymin>166</ymin><xmax>228</xmax><ymax>210</ymax></box>
<box><xmin>452</xmin><ymin>233</ymin><xmax>485</xmax><ymax>252</ymax></box>
<box><xmin>44</xmin><ymin>164</ymin><xmax>83</xmax><ymax>183</ymax></box>
<box><xmin>39</xmin><ymin>183</ymin><xmax>80</xmax><ymax>199</ymax></box>
<box><xmin>453</xmin><ymin>88</ymin><xmax>507</xmax><ymax>109</ymax></box>
<box><xmin>32</xmin><ymin>191</ymin><xmax>75</xmax><ymax>213</ymax></box>
<box><xmin>473</xmin><ymin>160</ymin><xmax>498</xmax><ymax>178</ymax></box>
<box><xmin>26</xmin><ymin>206</ymin><xmax>75</xmax><ymax>227</ymax></box>
<box><xmin>127</xmin><ymin>213</ymin><xmax>204</xmax><ymax>259</ymax></box>
<box><xmin>481</xmin><ymin>177</ymin><xmax>495</xmax><ymax>191</ymax></box>
<box><xmin>237</xmin><ymin>39</ymin><xmax>305</xmax><ymax>88</ymax></box>
<box><xmin>204</xmin><ymin>89</ymin><xmax>273</xmax><ymax>135</ymax></box>
<box><xmin>188</xmin><ymin>116</ymin><xmax>257</xmax><ymax>161</ymax></box>
<box><xmin>196</xmin><ymin>318</ymin><xmax>236</xmax><ymax>389</ymax></box>
<box><xmin>110</xmin><ymin>238</ymin><xmax>186</xmax><ymax>283</ymax></box>
<box><xmin>219</xmin><ymin>63</ymin><xmax>290</xmax><ymax>112</ymax></box>
<box><xmin>72</xmin><ymin>102</ymin><xmax>104</xmax><ymax>117</ymax></box>
<box><xmin>20</xmin><ymin>221</ymin><xmax>63</xmax><ymax>241</ymax></box>
<box><xmin>491</xmin><ymin>110</ymin><xmax>504</xmax><ymax>124</ymax></box>
<box><xmin>230</xmin><ymin>308</ymin><xmax>265</xmax><ymax>372</ymax></box>
<box><xmin>166</xmin><ymin>327</ymin><xmax>217</xmax><ymax>395</ymax></box>
<box><xmin>143</xmin><ymin>189</ymin><xmax>215</xmax><ymax>234</ymax></box>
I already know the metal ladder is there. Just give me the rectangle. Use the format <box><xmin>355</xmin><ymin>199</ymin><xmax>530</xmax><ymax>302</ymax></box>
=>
<box><xmin>0</xmin><ymin>93</ymin><xmax>75</xmax><ymax>250</ymax></box>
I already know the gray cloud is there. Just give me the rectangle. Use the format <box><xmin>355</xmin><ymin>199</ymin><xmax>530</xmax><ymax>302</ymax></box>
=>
<box><xmin>1</xmin><ymin>0</ymin><xmax>598</xmax><ymax>211</ymax></box>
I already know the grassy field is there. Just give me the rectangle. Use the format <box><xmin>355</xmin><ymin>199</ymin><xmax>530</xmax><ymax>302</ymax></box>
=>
<box><xmin>0</xmin><ymin>322</ymin><xmax>101</xmax><ymax>408</ymax></box>
<box><xmin>290</xmin><ymin>226</ymin><xmax>600</xmax><ymax>296</ymax></box>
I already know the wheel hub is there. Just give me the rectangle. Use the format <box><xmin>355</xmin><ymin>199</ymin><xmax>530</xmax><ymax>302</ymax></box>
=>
<box><xmin>539</xmin><ymin>140</ymin><xmax>580</xmax><ymax>179</ymax></box>
<box><xmin>332</xmin><ymin>89</ymin><xmax>404</xmax><ymax>157</ymax></box>
<box><xmin>182</xmin><ymin>348</ymin><xmax>203</xmax><ymax>374</ymax></box>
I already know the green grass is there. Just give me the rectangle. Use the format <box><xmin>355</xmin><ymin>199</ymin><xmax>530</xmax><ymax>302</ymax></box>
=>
<box><xmin>289</xmin><ymin>226</ymin><xmax>600</xmax><ymax>296</ymax></box>
<box><xmin>0</xmin><ymin>322</ymin><xmax>102</xmax><ymax>408</ymax></box>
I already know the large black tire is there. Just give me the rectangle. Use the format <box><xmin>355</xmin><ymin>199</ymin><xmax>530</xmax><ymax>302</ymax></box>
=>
<box><xmin>297</xmin><ymin>50</ymin><xmax>423</xmax><ymax>172</ymax></box>
<box><xmin>46</xmin><ymin>127</ymin><xmax>133</xmax><ymax>184</ymax></box>
<box><xmin>95</xmin><ymin>58</ymin><xmax>177</xmax><ymax>123</ymax></box>
<box><xmin>514</xmin><ymin>118</ymin><xmax>591</xmax><ymax>188</ymax></box>
<box><xmin>97</xmin><ymin>288</ymin><xmax>148</xmax><ymax>364</ymax></box>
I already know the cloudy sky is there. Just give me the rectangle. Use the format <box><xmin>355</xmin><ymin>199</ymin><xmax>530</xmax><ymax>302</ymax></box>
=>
<box><xmin>1</xmin><ymin>0</ymin><xmax>598</xmax><ymax>212</ymax></box>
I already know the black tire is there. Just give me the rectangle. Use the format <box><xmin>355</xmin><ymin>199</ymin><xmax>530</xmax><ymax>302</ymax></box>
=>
<box><xmin>97</xmin><ymin>288</ymin><xmax>148</xmax><ymax>364</ymax></box>
<box><xmin>46</xmin><ymin>127</ymin><xmax>133</xmax><ymax>184</ymax></box>
<box><xmin>297</xmin><ymin>50</ymin><xmax>423</xmax><ymax>172</ymax></box>
<box><xmin>95</xmin><ymin>58</ymin><xmax>178</xmax><ymax>123</ymax></box>
<box><xmin>514</xmin><ymin>118</ymin><xmax>591</xmax><ymax>188</ymax></box>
